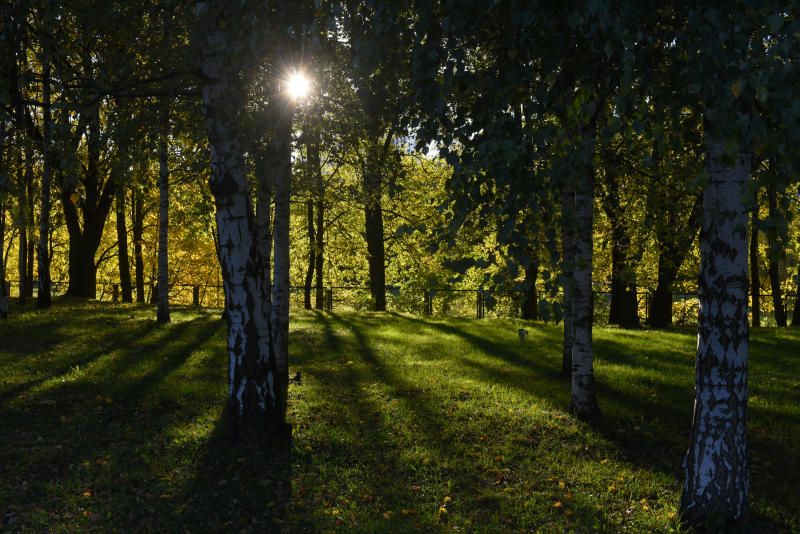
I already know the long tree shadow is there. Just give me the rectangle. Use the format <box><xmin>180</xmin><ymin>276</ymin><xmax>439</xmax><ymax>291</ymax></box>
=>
<box><xmin>0</xmin><ymin>315</ymin><xmax>228</xmax><ymax>531</ymax></box>
<box><xmin>317</xmin><ymin>313</ymin><xmax>618</xmax><ymax>531</ymax></box>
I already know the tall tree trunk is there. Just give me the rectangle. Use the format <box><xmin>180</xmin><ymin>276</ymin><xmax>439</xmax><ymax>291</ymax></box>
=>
<box><xmin>750</xmin><ymin>209</ymin><xmax>760</xmax><ymax>328</ymax></box>
<box><xmin>0</xmin><ymin>183</ymin><xmax>7</xmax><ymax>319</ymax></box>
<box><xmin>255</xmin><ymin>136</ymin><xmax>272</xmax><ymax>299</ymax></box>
<box><xmin>198</xmin><ymin>7</ymin><xmax>288</xmax><ymax>445</ymax></box>
<box><xmin>680</xmin><ymin>139</ymin><xmax>750</xmax><ymax>527</ymax></box>
<box><xmin>116</xmin><ymin>186</ymin><xmax>133</xmax><ymax>303</ymax></box>
<box><xmin>766</xmin><ymin>183</ymin><xmax>786</xmax><ymax>327</ymax></box>
<box><xmin>364</xmin><ymin>168</ymin><xmax>386</xmax><ymax>311</ymax></box>
<box><xmin>571</xmin><ymin>130</ymin><xmax>599</xmax><ymax>420</ymax></box>
<box><xmin>521</xmin><ymin>251</ymin><xmax>539</xmax><ymax>320</ymax></box>
<box><xmin>16</xmin><ymin>160</ymin><xmax>27</xmax><ymax>304</ymax></box>
<box><xmin>602</xmin><ymin>166</ymin><xmax>639</xmax><ymax>328</ymax></box>
<box><xmin>37</xmin><ymin>61</ymin><xmax>53</xmax><ymax>308</ymax></box>
<box><xmin>650</xmin><ymin>194</ymin><xmax>703</xmax><ymax>328</ymax></box>
<box><xmin>157</xmin><ymin>115</ymin><xmax>170</xmax><ymax>323</ymax></box>
<box><xmin>560</xmin><ymin>186</ymin><xmax>574</xmax><ymax>378</ymax></box>
<box><xmin>792</xmin><ymin>263</ymin><xmax>800</xmax><ymax>327</ymax></box>
<box><xmin>307</xmin><ymin>135</ymin><xmax>325</xmax><ymax>310</ymax></box>
<box><xmin>304</xmin><ymin>199</ymin><xmax>315</xmax><ymax>310</ymax></box>
<box><xmin>271</xmin><ymin>113</ymin><xmax>292</xmax><ymax>427</ymax></box>
<box><xmin>63</xmin><ymin>106</ymin><xmax>115</xmax><ymax>299</ymax></box>
<box><xmin>132</xmin><ymin>188</ymin><xmax>145</xmax><ymax>303</ymax></box>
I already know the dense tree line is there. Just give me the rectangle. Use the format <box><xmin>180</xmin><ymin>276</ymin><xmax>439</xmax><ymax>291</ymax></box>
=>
<box><xmin>1</xmin><ymin>0</ymin><xmax>799</xmax><ymax>528</ymax></box>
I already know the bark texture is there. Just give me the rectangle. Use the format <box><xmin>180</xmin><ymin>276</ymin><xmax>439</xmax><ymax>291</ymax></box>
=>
<box><xmin>116</xmin><ymin>186</ymin><xmax>133</xmax><ymax>303</ymax></box>
<box><xmin>197</xmin><ymin>0</ymin><xmax>288</xmax><ymax>446</ymax></box>
<box><xmin>766</xmin><ymin>183</ymin><xmax>785</xmax><ymax>327</ymax></box>
<box><xmin>521</xmin><ymin>251</ymin><xmax>539</xmax><ymax>321</ymax></box>
<box><xmin>680</xmin><ymin>140</ymin><xmax>750</xmax><ymax>527</ymax></box>
<box><xmin>570</xmin><ymin>131</ymin><xmax>599</xmax><ymax>419</ymax></box>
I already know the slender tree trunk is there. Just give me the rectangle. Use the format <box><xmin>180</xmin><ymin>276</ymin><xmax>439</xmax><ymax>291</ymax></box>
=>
<box><xmin>132</xmin><ymin>188</ymin><xmax>145</xmax><ymax>303</ymax></box>
<box><xmin>680</xmin><ymin>139</ymin><xmax>750</xmax><ymax>527</ymax></box>
<box><xmin>560</xmin><ymin>186</ymin><xmax>574</xmax><ymax>378</ymax></box>
<box><xmin>750</xmin><ymin>209</ymin><xmax>761</xmax><ymax>328</ymax></box>
<box><xmin>116</xmin><ymin>186</ymin><xmax>133</xmax><ymax>303</ymax></box>
<box><xmin>307</xmin><ymin>135</ymin><xmax>325</xmax><ymax>310</ymax></box>
<box><xmin>271</xmin><ymin>113</ymin><xmax>292</xmax><ymax>425</ymax></box>
<box><xmin>37</xmin><ymin>62</ymin><xmax>53</xmax><ymax>308</ymax></box>
<box><xmin>198</xmin><ymin>8</ymin><xmax>288</xmax><ymax>445</ymax></box>
<box><xmin>0</xmin><ymin>192</ymin><xmax>7</xmax><ymax>319</ymax></box>
<box><xmin>766</xmin><ymin>183</ymin><xmax>785</xmax><ymax>327</ymax></box>
<box><xmin>304</xmin><ymin>199</ymin><xmax>315</xmax><ymax>310</ymax></box>
<box><xmin>571</xmin><ymin>130</ymin><xmax>599</xmax><ymax>419</ymax></box>
<box><xmin>521</xmin><ymin>251</ymin><xmax>539</xmax><ymax>320</ymax></box>
<box><xmin>792</xmin><ymin>263</ymin><xmax>800</xmax><ymax>327</ymax></box>
<box><xmin>157</xmin><ymin>115</ymin><xmax>170</xmax><ymax>323</ymax></box>
<box><xmin>16</xmin><ymin>159</ymin><xmax>27</xmax><ymax>304</ymax></box>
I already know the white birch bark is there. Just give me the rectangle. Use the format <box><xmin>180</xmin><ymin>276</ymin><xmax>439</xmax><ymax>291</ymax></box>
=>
<box><xmin>680</xmin><ymin>138</ymin><xmax>750</xmax><ymax>525</ymax></box>
<box><xmin>157</xmin><ymin>113</ymin><xmax>170</xmax><ymax>323</ymax></box>
<box><xmin>196</xmin><ymin>0</ymin><xmax>287</xmax><ymax>445</ymax></box>
<box><xmin>570</xmin><ymin>130</ymin><xmax>599</xmax><ymax>420</ymax></box>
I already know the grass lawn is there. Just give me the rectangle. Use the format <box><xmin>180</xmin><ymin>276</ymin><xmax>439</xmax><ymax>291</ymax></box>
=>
<box><xmin>0</xmin><ymin>301</ymin><xmax>798</xmax><ymax>532</ymax></box>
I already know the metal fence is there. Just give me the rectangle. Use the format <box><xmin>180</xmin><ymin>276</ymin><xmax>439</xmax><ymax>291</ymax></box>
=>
<box><xmin>3</xmin><ymin>278</ymin><xmax>797</xmax><ymax>326</ymax></box>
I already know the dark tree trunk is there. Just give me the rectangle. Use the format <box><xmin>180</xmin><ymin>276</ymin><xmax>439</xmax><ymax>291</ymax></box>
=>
<box><xmin>601</xmin><ymin>166</ymin><xmax>639</xmax><ymax>328</ymax></box>
<box><xmin>198</xmin><ymin>5</ymin><xmax>289</xmax><ymax>446</ymax></box>
<box><xmin>766</xmin><ymin>183</ymin><xmax>786</xmax><ymax>327</ymax></box>
<box><xmin>304</xmin><ymin>199</ymin><xmax>315</xmax><ymax>310</ymax></box>
<box><xmin>750</xmin><ymin>209</ymin><xmax>760</xmax><ymax>328</ymax></box>
<box><xmin>116</xmin><ymin>186</ymin><xmax>133</xmax><ymax>303</ymax></box>
<box><xmin>63</xmin><ymin>107</ymin><xmax>116</xmax><ymax>299</ymax></box>
<box><xmin>16</xmin><ymin>158</ymin><xmax>27</xmax><ymax>304</ymax></box>
<box><xmin>364</xmin><ymin>169</ymin><xmax>386</xmax><ymax>311</ymax></box>
<box><xmin>255</xmin><ymin>131</ymin><xmax>272</xmax><ymax>300</ymax></box>
<box><xmin>156</xmin><ymin>114</ymin><xmax>170</xmax><ymax>323</ymax></box>
<box><xmin>650</xmin><ymin>194</ymin><xmax>703</xmax><ymax>328</ymax></box>
<box><xmin>307</xmin><ymin>135</ymin><xmax>325</xmax><ymax>310</ymax></box>
<box><xmin>37</xmin><ymin>61</ymin><xmax>53</xmax><ymax>309</ymax></box>
<box><xmin>521</xmin><ymin>252</ymin><xmax>539</xmax><ymax>320</ymax></box>
<box><xmin>132</xmin><ymin>188</ymin><xmax>145</xmax><ymax>303</ymax></box>
<box><xmin>792</xmin><ymin>263</ymin><xmax>800</xmax><ymax>327</ymax></box>
<box><xmin>680</xmin><ymin>138</ymin><xmax>750</xmax><ymax>527</ymax></box>
<box><xmin>560</xmin><ymin>186</ymin><xmax>574</xmax><ymax>378</ymax></box>
<box><xmin>0</xmin><ymin>192</ymin><xmax>7</xmax><ymax>319</ymax></box>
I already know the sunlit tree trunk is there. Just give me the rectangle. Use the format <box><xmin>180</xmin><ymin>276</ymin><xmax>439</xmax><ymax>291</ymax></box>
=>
<box><xmin>307</xmin><ymin>133</ymin><xmax>325</xmax><ymax>310</ymax></box>
<box><xmin>132</xmin><ymin>188</ymin><xmax>145</xmax><ymax>303</ymax></box>
<box><xmin>680</xmin><ymin>138</ymin><xmax>750</xmax><ymax>526</ymax></box>
<box><xmin>156</xmin><ymin>114</ymin><xmax>170</xmax><ymax>323</ymax></box>
<box><xmin>197</xmin><ymin>0</ymin><xmax>288</xmax><ymax>445</ymax></box>
<box><xmin>570</xmin><ymin>128</ymin><xmax>599</xmax><ymax>419</ymax></box>
<box><xmin>0</xmin><ymin>122</ymin><xmax>7</xmax><ymax>319</ymax></box>
<box><xmin>750</xmin><ymin>209</ymin><xmax>760</xmax><ymax>328</ymax></box>
<box><xmin>37</xmin><ymin>61</ymin><xmax>53</xmax><ymax>308</ymax></box>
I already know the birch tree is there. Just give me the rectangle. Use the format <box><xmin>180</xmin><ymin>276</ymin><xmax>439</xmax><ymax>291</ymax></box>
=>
<box><xmin>195</xmin><ymin>0</ymin><xmax>290</xmax><ymax>446</ymax></box>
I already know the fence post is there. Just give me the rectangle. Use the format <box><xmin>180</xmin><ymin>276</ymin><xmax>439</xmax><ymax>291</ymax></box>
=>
<box><xmin>325</xmin><ymin>287</ymin><xmax>333</xmax><ymax>311</ymax></box>
<box><xmin>112</xmin><ymin>284</ymin><xmax>119</xmax><ymax>304</ymax></box>
<box><xmin>193</xmin><ymin>285</ymin><xmax>200</xmax><ymax>307</ymax></box>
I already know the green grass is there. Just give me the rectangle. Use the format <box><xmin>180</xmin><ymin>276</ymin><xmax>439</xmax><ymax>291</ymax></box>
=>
<box><xmin>0</xmin><ymin>301</ymin><xmax>798</xmax><ymax>532</ymax></box>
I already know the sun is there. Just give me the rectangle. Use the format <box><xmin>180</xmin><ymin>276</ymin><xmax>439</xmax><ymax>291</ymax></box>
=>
<box><xmin>286</xmin><ymin>71</ymin><xmax>311</xmax><ymax>101</ymax></box>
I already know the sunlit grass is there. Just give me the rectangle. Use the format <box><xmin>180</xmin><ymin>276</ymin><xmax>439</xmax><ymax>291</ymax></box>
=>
<box><xmin>0</xmin><ymin>301</ymin><xmax>797</xmax><ymax>532</ymax></box>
